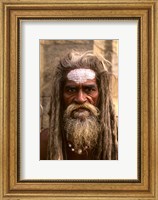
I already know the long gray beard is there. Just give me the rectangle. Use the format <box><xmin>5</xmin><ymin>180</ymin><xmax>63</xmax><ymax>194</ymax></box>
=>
<box><xmin>63</xmin><ymin>103</ymin><xmax>100</xmax><ymax>150</ymax></box>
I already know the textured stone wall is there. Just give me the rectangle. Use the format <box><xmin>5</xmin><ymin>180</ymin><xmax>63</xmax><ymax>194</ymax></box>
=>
<box><xmin>93</xmin><ymin>40</ymin><xmax>118</xmax><ymax>115</ymax></box>
<box><xmin>40</xmin><ymin>40</ymin><xmax>118</xmax><ymax>130</ymax></box>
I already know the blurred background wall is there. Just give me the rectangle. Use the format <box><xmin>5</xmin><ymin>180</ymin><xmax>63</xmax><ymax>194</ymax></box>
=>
<box><xmin>40</xmin><ymin>40</ymin><xmax>118</xmax><ymax>130</ymax></box>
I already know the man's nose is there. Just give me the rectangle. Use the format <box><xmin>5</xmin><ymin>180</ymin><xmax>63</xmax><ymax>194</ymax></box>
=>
<box><xmin>74</xmin><ymin>90</ymin><xmax>87</xmax><ymax>104</ymax></box>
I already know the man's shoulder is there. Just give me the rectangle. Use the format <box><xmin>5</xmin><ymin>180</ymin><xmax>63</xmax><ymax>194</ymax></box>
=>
<box><xmin>40</xmin><ymin>128</ymin><xmax>49</xmax><ymax>160</ymax></box>
<box><xmin>41</xmin><ymin>128</ymin><xmax>49</xmax><ymax>140</ymax></box>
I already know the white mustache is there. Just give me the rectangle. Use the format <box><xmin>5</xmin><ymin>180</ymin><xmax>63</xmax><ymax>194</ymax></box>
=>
<box><xmin>64</xmin><ymin>103</ymin><xmax>100</xmax><ymax>117</ymax></box>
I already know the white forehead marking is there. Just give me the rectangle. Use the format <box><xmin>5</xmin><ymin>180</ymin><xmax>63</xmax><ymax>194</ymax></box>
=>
<box><xmin>67</xmin><ymin>68</ymin><xmax>95</xmax><ymax>83</ymax></box>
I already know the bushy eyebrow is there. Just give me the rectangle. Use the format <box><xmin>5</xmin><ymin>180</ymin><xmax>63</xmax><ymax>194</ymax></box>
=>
<box><xmin>64</xmin><ymin>85</ymin><xmax>77</xmax><ymax>89</ymax></box>
<box><xmin>64</xmin><ymin>84</ymin><xmax>97</xmax><ymax>89</ymax></box>
<box><xmin>83</xmin><ymin>84</ymin><xmax>97</xmax><ymax>88</ymax></box>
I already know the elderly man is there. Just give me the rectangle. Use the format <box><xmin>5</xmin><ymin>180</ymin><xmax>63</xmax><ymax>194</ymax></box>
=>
<box><xmin>40</xmin><ymin>50</ymin><xmax>118</xmax><ymax>160</ymax></box>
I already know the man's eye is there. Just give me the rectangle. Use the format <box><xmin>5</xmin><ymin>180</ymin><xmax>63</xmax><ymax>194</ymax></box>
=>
<box><xmin>66</xmin><ymin>88</ymin><xmax>76</xmax><ymax>93</ymax></box>
<box><xmin>85</xmin><ymin>87</ymin><xmax>96</xmax><ymax>93</ymax></box>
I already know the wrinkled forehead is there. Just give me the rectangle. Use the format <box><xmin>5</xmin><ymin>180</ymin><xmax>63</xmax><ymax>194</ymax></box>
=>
<box><xmin>66</xmin><ymin>68</ymin><xmax>96</xmax><ymax>84</ymax></box>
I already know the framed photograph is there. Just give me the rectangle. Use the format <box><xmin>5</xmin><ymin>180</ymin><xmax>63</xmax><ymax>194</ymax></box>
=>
<box><xmin>1</xmin><ymin>0</ymin><xmax>158</xmax><ymax>199</ymax></box>
<box><xmin>39</xmin><ymin>39</ymin><xmax>119</xmax><ymax>161</ymax></box>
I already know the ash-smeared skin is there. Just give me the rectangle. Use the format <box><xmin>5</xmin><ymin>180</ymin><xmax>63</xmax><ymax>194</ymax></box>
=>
<box><xmin>67</xmin><ymin>68</ymin><xmax>95</xmax><ymax>84</ymax></box>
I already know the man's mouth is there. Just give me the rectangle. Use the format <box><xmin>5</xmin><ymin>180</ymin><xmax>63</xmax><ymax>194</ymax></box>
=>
<box><xmin>74</xmin><ymin>108</ymin><xmax>89</xmax><ymax>112</ymax></box>
<box><xmin>72</xmin><ymin>108</ymin><xmax>90</xmax><ymax>119</ymax></box>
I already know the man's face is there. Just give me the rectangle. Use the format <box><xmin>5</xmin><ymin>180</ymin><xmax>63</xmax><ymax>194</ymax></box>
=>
<box><xmin>63</xmin><ymin>69</ymin><xmax>99</xmax><ymax>109</ymax></box>
<box><xmin>63</xmin><ymin>68</ymin><xmax>100</xmax><ymax>149</ymax></box>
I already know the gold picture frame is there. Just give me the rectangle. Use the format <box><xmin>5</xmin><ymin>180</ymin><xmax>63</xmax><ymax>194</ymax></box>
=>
<box><xmin>0</xmin><ymin>0</ymin><xmax>158</xmax><ymax>199</ymax></box>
